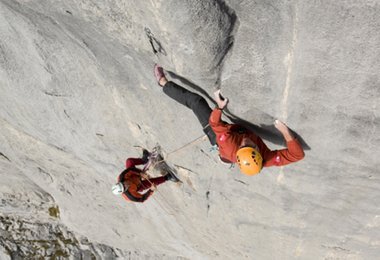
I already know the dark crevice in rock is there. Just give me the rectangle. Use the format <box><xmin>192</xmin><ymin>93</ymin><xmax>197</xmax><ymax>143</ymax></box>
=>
<box><xmin>206</xmin><ymin>191</ymin><xmax>211</xmax><ymax>215</ymax></box>
<box><xmin>233</xmin><ymin>178</ymin><xmax>248</xmax><ymax>186</ymax></box>
<box><xmin>199</xmin><ymin>0</ymin><xmax>238</xmax><ymax>88</ymax></box>
<box><xmin>0</xmin><ymin>152</ymin><xmax>11</xmax><ymax>162</ymax></box>
<box><xmin>52</xmin><ymin>145</ymin><xmax>65</xmax><ymax>152</ymax></box>
<box><xmin>200</xmin><ymin>148</ymin><xmax>215</xmax><ymax>161</ymax></box>
<box><xmin>213</xmin><ymin>0</ymin><xmax>238</xmax><ymax>62</ymax></box>
<box><xmin>63</xmin><ymin>109</ymin><xmax>70</xmax><ymax>119</ymax></box>
<box><xmin>82</xmin><ymin>40</ymin><xmax>90</xmax><ymax>48</ymax></box>
<box><xmin>43</xmin><ymin>91</ymin><xmax>68</xmax><ymax>97</ymax></box>
<box><xmin>213</xmin><ymin>0</ymin><xmax>238</xmax><ymax>86</ymax></box>
<box><xmin>37</xmin><ymin>167</ymin><xmax>54</xmax><ymax>183</ymax></box>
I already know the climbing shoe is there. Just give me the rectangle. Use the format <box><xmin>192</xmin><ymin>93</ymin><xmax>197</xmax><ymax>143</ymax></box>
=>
<box><xmin>154</xmin><ymin>64</ymin><xmax>165</xmax><ymax>83</ymax></box>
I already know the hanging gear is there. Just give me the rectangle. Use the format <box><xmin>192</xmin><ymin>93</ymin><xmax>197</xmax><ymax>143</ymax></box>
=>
<box><xmin>236</xmin><ymin>147</ymin><xmax>263</xmax><ymax>175</ymax></box>
<box><xmin>144</xmin><ymin>28</ymin><xmax>167</xmax><ymax>56</ymax></box>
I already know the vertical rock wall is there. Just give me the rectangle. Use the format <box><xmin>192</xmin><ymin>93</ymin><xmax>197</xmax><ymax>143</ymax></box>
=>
<box><xmin>1</xmin><ymin>0</ymin><xmax>379</xmax><ymax>259</ymax></box>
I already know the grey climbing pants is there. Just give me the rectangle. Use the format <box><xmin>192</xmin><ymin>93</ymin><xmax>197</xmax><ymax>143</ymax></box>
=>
<box><xmin>163</xmin><ymin>81</ymin><xmax>216</xmax><ymax>145</ymax></box>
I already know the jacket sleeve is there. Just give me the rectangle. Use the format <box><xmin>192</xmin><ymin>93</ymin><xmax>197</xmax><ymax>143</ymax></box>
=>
<box><xmin>264</xmin><ymin>139</ymin><xmax>305</xmax><ymax>167</ymax></box>
<box><xmin>209</xmin><ymin>108</ymin><xmax>230</xmax><ymax>135</ymax></box>
<box><xmin>125</xmin><ymin>158</ymin><xmax>145</xmax><ymax>169</ymax></box>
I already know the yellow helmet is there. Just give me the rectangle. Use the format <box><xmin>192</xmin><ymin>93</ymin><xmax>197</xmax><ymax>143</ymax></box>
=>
<box><xmin>236</xmin><ymin>147</ymin><xmax>263</xmax><ymax>175</ymax></box>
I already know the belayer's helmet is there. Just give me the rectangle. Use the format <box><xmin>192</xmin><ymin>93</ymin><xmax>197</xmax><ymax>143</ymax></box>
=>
<box><xmin>112</xmin><ymin>182</ymin><xmax>124</xmax><ymax>195</ymax></box>
<box><xmin>236</xmin><ymin>147</ymin><xmax>263</xmax><ymax>175</ymax></box>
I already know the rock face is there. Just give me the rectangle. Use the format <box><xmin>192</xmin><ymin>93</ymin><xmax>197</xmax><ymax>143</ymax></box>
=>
<box><xmin>0</xmin><ymin>0</ymin><xmax>379</xmax><ymax>259</ymax></box>
<box><xmin>0</xmin><ymin>215</ymin><xmax>122</xmax><ymax>259</ymax></box>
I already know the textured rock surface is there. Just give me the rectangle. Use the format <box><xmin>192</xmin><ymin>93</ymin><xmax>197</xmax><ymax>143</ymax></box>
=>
<box><xmin>0</xmin><ymin>215</ymin><xmax>121</xmax><ymax>259</ymax></box>
<box><xmin>1</xmin><ymin>0</ymin><xmax>379</xmax><ymax>259</ymax></box>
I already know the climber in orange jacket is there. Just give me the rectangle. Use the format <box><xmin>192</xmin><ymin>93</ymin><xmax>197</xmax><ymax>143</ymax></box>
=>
<box><xmin>112</xmin><ymin>150</ymin><xmax>177</xmax><ymax>202</ymax></box>
<box><xmin>154</xmin><ymin>64</ymin><xmax>305</xmax><ymax>176</ymax></box>
<box><xmin>210</xmin><ymin>90</ymin><xmax>305</xmax><ymax>175</ymax></box>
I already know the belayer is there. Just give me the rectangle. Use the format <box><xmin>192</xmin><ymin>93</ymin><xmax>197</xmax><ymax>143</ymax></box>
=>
<box><xmin>154</xmin><ymin>64</ymin><xmax>305</xmax><ymax>176</ymax></box>
<box><xmin>112</xmin><ymin>150</ymin><xmax>178</xmax><ymax>202</ymax></box>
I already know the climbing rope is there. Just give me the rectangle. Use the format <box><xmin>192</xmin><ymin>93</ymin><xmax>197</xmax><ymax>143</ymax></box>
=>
<box><xmin>148</xmin><ymin>134</ymin><xmax>208</xmax><ymax>171</ymax></box>
<box><xmin>139</xmin><ymin>175</ymin><xmax>175</xmax><ymax>216</ymax></box>
<box><xmin>167</xmin><ymin>134</ymin><xmax>207</xmax><ymax>157</ymax></box>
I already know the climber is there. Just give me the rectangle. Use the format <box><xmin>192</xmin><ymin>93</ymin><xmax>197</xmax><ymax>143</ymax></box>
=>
<box><xmin>210</xmin><ymin>92</ymin><xmax>305</xmax><ymax>175</ymax></box>
<box><xmin>112</xmin><ymin>149</ymin><xmax>177</xmax><ymax>202</ymax></box>
<box><xmin>154</xmin><ymin>64</ymin><xmax>305</xmax><ymax>176</ymax></box>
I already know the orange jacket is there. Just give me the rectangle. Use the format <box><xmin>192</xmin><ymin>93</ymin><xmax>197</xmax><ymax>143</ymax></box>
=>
<box><xmin>118</xmin><ymin>167</ymin><xmax>153</xmax><ymax>203</ymax></box>
<box><xmin>209</xmin><ymin>108</ymin><xmax>305</xmax><ymax>167</ymax></box>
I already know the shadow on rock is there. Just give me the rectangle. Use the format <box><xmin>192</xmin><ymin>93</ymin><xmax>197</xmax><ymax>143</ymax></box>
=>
<box><xmin>167</xmin><ymin>70</ymin><xmax>216</xmax><ymax>102</ymax></box>
<box><xmin>225</xmin><ymin>112</ymin><xmax>310</xmax><ymax>150</ymax></box>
